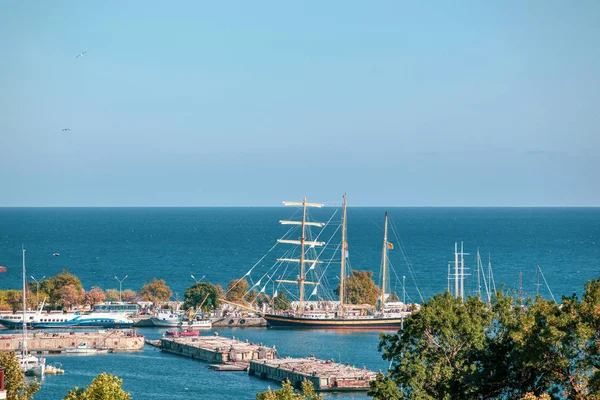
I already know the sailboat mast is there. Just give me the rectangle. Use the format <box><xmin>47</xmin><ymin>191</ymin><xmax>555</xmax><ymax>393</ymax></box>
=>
<box><xmin>380</xmin><ymin>212</ymin><xmax>389</xmax><ymax>311</ymax></box>
<box><xmin>463</xmin><ymin>243</ymin><xmax>466</xmax><ymax>299</ymax></box>
<box><xmin>22</xmin><ymin>247</ymin><xmax>27</xmax><ymax>355</ymax></box>
<box><xmin>476</xmin><ymin>249</ymin><xmax>481</xmax><ymax>298</ymax></box>
<box><xmin>519</xmin><ymin>270</ymin><xmax>523</xmax><ymax>303</ymax></box>
<box><xmin>454</xmin><ymin>242</ymin><xmax>459</xmax><ymax>298</ymax></box>
<box><xmin>339</xmin><ymin>194</ymin><xmax>347</xmax><ymax>316</ymax></box>
<box><xmin>447</xmin><ymin>263</ymin><xmax>451</xmax><ymax>293</ymax></box>
<box><xmin>299</xmin><ymin>197</ymin><xmax>307</xmax><ymax>315</ymax></box>
<box><xmin>536</xmin><ymin>266</ymin><xmax>540</xmax><ymax>297</ymax></box>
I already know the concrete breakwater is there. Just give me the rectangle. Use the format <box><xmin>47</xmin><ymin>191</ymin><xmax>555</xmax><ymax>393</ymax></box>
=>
<box><xmin>0</xmin><ymin>330</ymin><xmax>144</xmax><ymax>353</ymax></box>
<box><xmin>158</xmin><ymin>336</ymin><xmax>277</xmax><ymax>364</ymax></box>
<box><xmin>151</xmin><ymin>335</ymin><xmax>376</xmax><ymax>391</ymax></box>
<box><xmin>249</xmin><ymin>357</ymin><xmax>377</xmax><ymax>391</ymax></box>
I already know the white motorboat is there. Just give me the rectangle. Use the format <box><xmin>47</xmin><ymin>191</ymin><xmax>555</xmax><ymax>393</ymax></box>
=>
<box><xmin>178</xmin><ymin>315</ymin><xmax>212</xmax><ymax>329</ymax></box>
<box><xmin>150</xmin><ymin>311</ymin><xmax>182</xmax><ymax>327</ymax></box>
<box><xmin>65</xmin><ymin>342</ymin><xmax>98</xmax><ymax>354</ymax></box>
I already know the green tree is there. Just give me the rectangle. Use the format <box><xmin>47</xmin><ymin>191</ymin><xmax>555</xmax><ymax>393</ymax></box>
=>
<box><xmin>63</xmin><ymin>372</ymin><xmax>130</xmax><ymax>400</ymax></box>
<box><xmin>376</xmin><ymin>284</ymin><xmax>600</xmax><ymax>400</ymax></box>
<box><xmin>139</xmin><ymin>279</ymin><xmax>172</xmax><ymax>304</ymax></box>
<box><xmin>334</xmin><ymin>270</ymin><xmax>381</xmax><ymax>306</ymax></box>
<box><xmin>256</xmin><ymin>379</ymin><xmax>322</xmax><ymax>400</ymax></box>
<box><xmin>0</xmin><ymin>351</ymin><xmax>41</xmax><ymax>400</ymax></box>
<box><xmin>379</xmin><ymin>292</ymin><xmax>493</xmax><ymax>399</ymax></box>
<box><xmin>255</xmin><ymin>293</ymin><xmax>271</xmax><ymax>309</ymax></box>
<box><xmin>105</xmin><ymin>289</ymin><xmax>119</xmax><ymax>302</ymax></box>
<box><xmin>225</xmin><ymin>278</ymin><xmax>249</xmax><ymax>303</ymax></box>
<box><xmin>368</xmin><ymin>374</ymin><xmax>404</xmax><ymax>400</ymax></box>
<box><xmin>273</xmin><ymin>291</ymin><xmax>291</xmax><ymax>311</ymax></box>
<box><xmin>39</xmin><ymin>269</ymin><xmax>83</xmax><ymax>307</ymax></box>
<box><xmin>4</xmin><ymin>290</ymin><xmax>37</xmax><ymax>312</ymax></box>
<box><xmin>183</xmin><ymin>282</ymin><xmax>220</xmax><ymax>312</ymax></box>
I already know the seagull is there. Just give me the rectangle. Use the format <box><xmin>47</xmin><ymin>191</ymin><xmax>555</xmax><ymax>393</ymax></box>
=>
<box><xmin>76</xmin><ymin>51</ymin><xmax>87</xmax><ymax>58</ymax></box>
<box><xmin>62</xmin><ymin>128</ymin><xmax>71</xmax><ymax>131</ymax></box>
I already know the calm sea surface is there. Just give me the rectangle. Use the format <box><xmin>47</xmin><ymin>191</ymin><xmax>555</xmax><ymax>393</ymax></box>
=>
<box><xmin>1</xmin><ymin>207</ymin><xmax>599</xmax><ymax>399</ymax></box>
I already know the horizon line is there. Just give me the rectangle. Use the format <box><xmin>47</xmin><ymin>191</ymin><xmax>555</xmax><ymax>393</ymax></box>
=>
<box><xmin>1</xmin><ymin>205</ymin><xmax>599</xmax><ymax>209</ymax></box>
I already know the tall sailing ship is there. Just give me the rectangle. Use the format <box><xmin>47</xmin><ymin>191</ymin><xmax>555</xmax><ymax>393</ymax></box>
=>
<box><xmin>263</xmin><ymin>195</ymin><xmax>411</xmax><ymax>329</ymax></box>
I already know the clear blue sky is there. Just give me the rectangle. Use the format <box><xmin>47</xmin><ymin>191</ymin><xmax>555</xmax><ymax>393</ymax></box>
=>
<box><xmin>1</xmin><ymin>1</ymin><xmax>598</xmax><ymax>206</ymax></box>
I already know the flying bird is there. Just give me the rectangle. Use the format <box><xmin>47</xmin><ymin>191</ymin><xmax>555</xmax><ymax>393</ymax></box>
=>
<box><xmin>76</xmin><ymin>51</ymin><xmax>87</xmax><ymax>58</ymax></box>
<box><xmin>62</xmin><ymin>128</ymin><xmax>71</xmax><ymax>131</ymax></box>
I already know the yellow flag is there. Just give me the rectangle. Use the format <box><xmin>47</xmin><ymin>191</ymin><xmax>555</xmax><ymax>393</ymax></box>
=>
<box><xmin>387</xmin><ymin>242</ymin><xmax>394</xmax><ymax>250</ymax></box>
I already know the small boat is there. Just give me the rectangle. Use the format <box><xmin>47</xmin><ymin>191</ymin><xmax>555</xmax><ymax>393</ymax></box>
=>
<box><xmin>166</xmin><ymin>330</ymin><xmax>201</xmax><ymax>337</ymax></box>
<box><xmin>65</xmin><ymin>342</ymin><xmax>98</xmax><ymax>354</ymax></box>
<box><xmin>178</xmin><ymin>316</ymin><xmax>212</xmax><ymax>330</ymax></box>
<box><xmin>45</xmin><ymin>363</ymin><xmax>65</xmax><ymax>375</ymax></box>
<box><xmin>19</xmin><ymin>354</ymin><xmax>45</xmax><ymax>377</ymax></box>
<box><xmin>150</xmin><ymin>310</ymin><xmax>182</xmax><ymax>327</ymax></box>
<box><xmin>53</xmin><ymin>253</ymin><xmax>60</xmax><ymax>257</ymax></box>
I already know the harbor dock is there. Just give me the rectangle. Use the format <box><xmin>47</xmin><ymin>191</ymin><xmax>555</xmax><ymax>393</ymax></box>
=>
<box><xmin>149</xmin><ymin>334</ymin><xmax>378</xmax><ymax>391</ymax></box>
<box><xmin>0</xmin><ymin>330</ymin><xmax>144</xmax><ymax>354</ymax></box>
<box><xmin>158</xmin><ymin>335</ymin><xmax>277</xmax><ymax>364</ymax></box>
<box><xmin>249</xmin><ymin>357</ymin><xmax>377</xmax><ymax>391</ymax></box>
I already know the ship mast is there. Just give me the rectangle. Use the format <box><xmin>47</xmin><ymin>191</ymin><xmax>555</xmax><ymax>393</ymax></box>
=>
<box><xmin>339</xmin><ymin>194</ymin><xmax>347</xmax><ymax>317</ymax></box>
<box><xmin>22</xmin><ymin>247</ymin><xmax>28</xmax><ymax>357</ymax></box>
<box><xmin>277</xmin><ymin>198</ymin><xmax>324</xmax><ymax>316</ymax></box>
<box><xmin>380</xmin><ymin>212</ymin><xmax>389</xmax><ymax>312</ymax></box>
<box><xmin>299</xmin><ymin>198</ymin><xmax>308</xmax><ymax>311</ymax></box>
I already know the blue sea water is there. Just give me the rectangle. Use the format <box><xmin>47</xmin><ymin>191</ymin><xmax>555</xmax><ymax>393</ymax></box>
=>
<box><xmin>1</xmin><ymin>207</ymin><xmax>599</xmax><ymax>399</ymax></box>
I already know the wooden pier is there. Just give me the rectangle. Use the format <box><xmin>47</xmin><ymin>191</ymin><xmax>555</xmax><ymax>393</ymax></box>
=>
<box><xmin>0</xmin><ymin>330</ymin><xmax>144</xmax><ymax>354</ymax></box>
<box><xmin>249</xmin><ymin>357</ymin><xmax>377</xmax><ymax>391</ymax></box>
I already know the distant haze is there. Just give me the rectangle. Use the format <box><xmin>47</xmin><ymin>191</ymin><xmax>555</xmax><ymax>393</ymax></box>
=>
<box><xmin>1</xmin><ymin>1</ymin><xmax>598</xmax><ymax>206</ymax></box>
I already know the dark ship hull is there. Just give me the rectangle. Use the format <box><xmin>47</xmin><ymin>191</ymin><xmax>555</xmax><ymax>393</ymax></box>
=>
<box><xmin>264</xmin><ymin>314</ymin><xmax>402</xmax><ymax>329</ymax></box>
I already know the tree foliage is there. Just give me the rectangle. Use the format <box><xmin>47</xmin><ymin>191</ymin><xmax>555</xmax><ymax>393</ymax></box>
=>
<box><xmin>63</xmin><ymin>372</ymin><xmax>131</xmax><ymax>400</ymax></box>
<box><xmin>183</xmin><ymin>282</ymin><xmax>220</xmax><ymax>312</ymax></box>
<box><xmin>388</xmin><ymin>292</ymin><xmax>400</xmax><ymax>302</ymax></box>
<box><xmin>0</xmin><ymin>351</ymin><xmax>41</xmax><ymax>400</ymax></box>
<box><xmin>255</xmin><ymin>293</ymin><xmax>271</xmax><ymax>309</ymax></box>
<box><xmin>105</xmin><ymin>289</ymin><xmax>119</xmax><ymax>302</ymax></box>
<box><xmin>334</xmin><ymin>270</ymin><xmax>381</xmax><ymax>306</ymax></box>
<box><xmin>377</xmin><ymin>277</ymin><xmax>600</xmax><ymax>400</ymax></box>
<box><xmin>57</xmin><ymin>284</ymin><xmax>84</xmax><ymax>309</ymax></box>
<box><xmin>256</xmin><ymin>379</ymin><xmax>323</xmax><ymax>400</ymax></box>
<box><xmin>368</xmin><ymin>374</ymin><xmax>404</xmax><ymax>400</ymax></box>
<box><xmin>120</xmin><ymin>289</ymin><xmax>138</xmax><ymax>303</ymax></box>
<box><xmin>273</xmin><ymin>291</ymin><xmax>291</xmax><ymax>311</ymax></box>
<box><xmin>139</xmin><ymin>278</ymin><xmax>172</xmax><ymax>304</ymax></box>
<box><xmin>40</xmin><ymin>269</ymin><xmax>83</xmax><ymax>307</ymax></box>
<box><xmin>4</xmin><ymin>290</ymin><xmax>37</xmax><ymax>312</ymax></box>
<box><xmin>225</xmin><ymin>278</ymin><xmax>249</xmax><ymax>303</ymax></box>
<box><xmin>83</xmin><ymin>287</ymin><xmax>106</xmax><ymax>306</ymax></box>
